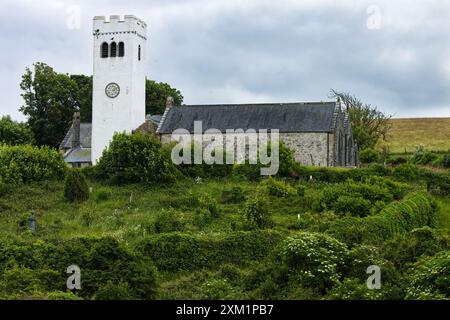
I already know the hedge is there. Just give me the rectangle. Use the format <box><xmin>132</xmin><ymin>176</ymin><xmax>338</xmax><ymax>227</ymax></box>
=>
<box><xmin>139</xmin><ymin>230</ymin><xmax>285</xmax><ymax>272</ymax></box>
<box><xmin>327</xmin><ymin>192</ymin><xmax>436</xmax><ymax>245</ymax></box>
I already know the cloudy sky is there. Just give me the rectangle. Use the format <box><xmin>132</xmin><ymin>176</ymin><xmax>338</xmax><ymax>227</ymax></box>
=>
<box><xmin>1</xmin><ymin>0</ymin><xmax>450</xmax><ymax>120</ymax></box>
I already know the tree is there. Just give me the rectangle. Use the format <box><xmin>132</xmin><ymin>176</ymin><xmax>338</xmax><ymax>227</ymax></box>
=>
<box><xmin>70</xmin><ymin>75</ymin><xmax>93</xmax><ymax>122</ymax></box>
<box><xmin>20</xmin><ymin>62</ymin><xmax>79</xmax><ymax>148</ymax></box>
<box><xmin>146</xmin><ymin>79</ymin><xmax>183</xmax><ymax>115</ymax></box>
<box><xmin>329</xmin><ymin>90</ymin><xmax>391</xmax><ymax>150</ymax></box>
<box><xmin>0</xmin><ymin>116</ymin><xmax>34</xmax><ymax>146</ymax></box>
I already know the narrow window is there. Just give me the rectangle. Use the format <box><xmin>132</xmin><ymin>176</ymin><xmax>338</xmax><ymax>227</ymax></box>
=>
<box><xmin>138</xmin><ymin>45</ymin><xmax>141</xmax><ymax>61</ymax></box>
<box><xmin>101</xmin><ymin>42</ymin><xmax>109</xmax><ymax>58</ymax></box>
<box><xmin>119</xmin><ymin>42</ymin><xmax>125</xmax><ymax>57</ymax></box>
<box><xmin>110</xmin><ymin>42</ymin><xmax>117</xmax><ymax>57</ymax></box>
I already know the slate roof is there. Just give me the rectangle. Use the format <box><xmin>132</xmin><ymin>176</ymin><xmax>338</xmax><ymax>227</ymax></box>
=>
<box><xmin>59</xmin><ymin>123</ymin><xmax>92</xmax><ymax>150</ymax></box>
<box><xmin>157</xmin><ymin>102</ymin><xmax>337</xmax><ymax>134</ymax></box>
<box><xmin>64</xmin><ymin>147</ymin><xmax>92</xmax><ymax>163</ymax></box>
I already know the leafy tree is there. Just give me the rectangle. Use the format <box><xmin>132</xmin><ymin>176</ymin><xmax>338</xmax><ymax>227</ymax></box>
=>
<box><xmin>20</xmin><ymin>62</ymin><xmax>79</xmax><ymax>148</ymax></box>
<box><xmin>146</xmin><ymin>79</ymin><xmax>183</xmax><ymax>115</ymax></box>
<box><xmin>96</xmin><ymin>131</ymin><xmax>179</xmax><ymax>184</ymax></box>
<box><xmin>70</xmin><ymin>74</ymin><xmax>93</xmax><ymax>122</ymax></box>
<box><xmin>0</xmin><ymin>116</ymin><xmax>34</xmax><ymax>146</ymax></box>
<box><xmin>330</xmin><ymin>89</ymin><xmax>391</xmax><ymax>150</ymax></box>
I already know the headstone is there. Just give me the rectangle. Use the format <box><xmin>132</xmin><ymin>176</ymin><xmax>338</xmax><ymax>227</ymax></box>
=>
<box><xmin>28</xmin><ymin>210</ymin><xmax>37</xmax><ymax>234</ymax></box>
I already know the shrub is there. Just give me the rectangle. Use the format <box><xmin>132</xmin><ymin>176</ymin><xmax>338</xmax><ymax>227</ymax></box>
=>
<box><xmin>296</xmin><ymin>184</ymin><xmax>306</xmax><ymax>197</ymax></box>
<box><xmin>176</xmin><ymin>143</ymin><xmax>234</xmax><ymax>179</ymax></box>
<box><xmin>327</xmin><ymin>278</ymin><xmax>384</xmax><ymax>300</ymax></box>
<box><xmin>327</xmin><ymin>192</ymin><xmax>436</xmax><ymax>245</ymax></box>
<box><xmin>382</xmin><ymin>227</ymin><xmax>450</xmax><ymax>270</ymax></box>
<box><xmin>242</xmin><ymin>193</ymin><xmax>273</xmax><ymax>229</ymax></box>
<box><xmin>94</xmin><ymin>281</ymin><xmax>132</xmax><ymax>300</ymax></box>
<box><xmin>64</xmin><ymin>170</ymin><xmax>89</xmax><ymax>202</ymax></box>
<box><xmin>0</xmin><ymin>116</ymin><xmax>34</xmax><ymax>146</ymax></box>
<box><xmin>386</xmin><ymin>155</ymin><xmax>408</xmax><ymax>166</ymax></box>
<box><xmin>260</xmin><ymin>177</ymin><xmax>295</xmax><ymax>198</ymax></box>
<box><xmin>360</xmin><ymin>148</ymin><xmax>381</xmax><ymax>164</ymax></box>
<box><xmin>405</xmin><ymin>251</ymin><xmax>450</xmax><ymax>300</ymax></box>
<box><xmin>410</xmin><ymin>145</ymin><xmax>439</xmax><ymax>165</ymax></box>
<box><xmin>153</xmin><ymin>209</ymin><xmax>186</xmax><ymax>233</ymax></box>
<box><xmin>320</xmin><ymin>180</ymin><xmax>394</xmax><ymax>211</ymax></box>
<box><xmin>139</xmin><ymin>230</ymin><xmax>284</xmax><ymax>272</ymax></box>
<box><xmin>0</xmin><ymin>145</ymin><xmax>66</xmax><ymax>189</ymax></box>
<box><xmin>442</xmin><ymin>154</ymin><xmax>450</xmax><ymax>168</ymax></box>
<box><xmin>279</xmin><ymin>232</ymin><xmax>349</xmax><ymax>292</ymax></box>
<box><xmin>232</xmin><ymin>141</ymin><xmax>296</xmax><ymax>180</ymax></box>
<box><xmin>96</xmin><ymin>132</ymin><xmax>179</xmax><ymax>185</ymax></box>
<box><xmin>393</xmin><ymin>164</ymin><xmax>419</xmax><ymax>182</ymax></box>
<box><xmin>334</xmin><ymin>195</ymin><xmax>371</xmax><ymax>217</ymax></box>
<box><xmin>221</xmin><ymin>186</ymin><xmax>246</xmax><ymax>204</ymax></box>
<box><xmin>199</xmin><ymin>194</ymin><xmax>220</xmax><ymax>218</ymax></box>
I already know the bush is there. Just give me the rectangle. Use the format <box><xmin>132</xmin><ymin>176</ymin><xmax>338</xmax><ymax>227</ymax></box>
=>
<box><xmin>153</xmin><ymin>209</ymin><xmax>186</xmax><ymax>233</ymax></box>
<box><xmin>232</xmin><ymin>141</ymin><xmax>296</xmax><ymax>180</ymax></box>
<box><xmin>393</xmin><ymin>164</ymin><xmax>419</xmax><ymax>182</ymax></box>
<box><xmin>242</xmin><ymin>193</ymin><xmax>273</xmax><ymax>229</ymax></box>
<box><xmin>64</xmin><ymin>170</ymin><xmax>89</xmax><ymax>202</ymax></box>
<box><xmin>260</xmin><ymin>177</ymin><xmax>295</xmax><ymax>198</ymax></box>
<box><xmin>327</xmin><ymin>192</ymin><xmax>436</xmax><ymax>245</ymax></box>
<box><xmin>139</xmin><ymin>230</ymin><xmax>284</xmax><ymax>272</ymax></box>
<box><xmin>96</xmin><ymin>132</ymin><xmax>179</xmax><ymax>185</ymax></box>
<box><xmin>0</xmin><ymin>116</ymin><xmax>34</xmax><ymax>146</ymax></box>
<box><xmin>360</xmin><ymin>148</ymin><xmax>381</xmax><ymax>164</ymax></box>
<box><xmin>386</xmin><ymin>155</ymin><xmax>408</xmax><ymax>166</ymax></box>
<box><xmin>176</xmin><ymin>143</ymin><xmax>234</xmax><ymax>179</ymax></box>
<box><xmin>334</xmin><ymin>195</ymin><xmax>371</xmax><ymax>217</ymax></box>
<box><xmin>410</xmin><ymin>145</ymin><xmax>439</xmax><ymax>165</ymax></box>
<box><xmin>94</xmin><ymin>281</ymin><xmax>132</xmax><ymax>300</ymax></box>
<box><xmin>320</xmin><ymin>179</ymin><xmax>394</xmax><ymax>211</ymax></box>
<box><xmin>442</xmin><ymin>154</ymin><xmax>450</xmax><ymax>168</ymax></box>
<box><xmin>405</xmin><ymin>251</ymin><xmax>450</xmax><ymax>299</ymax></box>
<box><xmin>382</xmin><ymin>227</ymin><xmax>450</xmax><ymax>270</ymax></box>
<box><xmin>0</xmin><ymin>145</ymin><xmax>66</xmax><ymax>190</ymax></box>
<box><xmin>296</xmin><ymin>184</ymin><xmax>306</xmax><ymax>197</ymax></box>
<box><xmin>0</xmin><ymin>237</ymin><xmax>158</xmax><ymax>299</ymax></box>
<box><xmin>279</xmin><ymin>232</ymin><xmax>349</xmax><ymax>292</ymax></box>
<box><xmin>221</xmin><ymin>186</ymin><xmax>246</xmax><ymax>204</ymax></box>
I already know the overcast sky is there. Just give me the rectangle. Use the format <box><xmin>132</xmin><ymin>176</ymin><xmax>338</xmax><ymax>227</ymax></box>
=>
<box><xmin>1</xmin><ymin>0</ymin><xmax>450</xmax><ymax>120</ymax></box>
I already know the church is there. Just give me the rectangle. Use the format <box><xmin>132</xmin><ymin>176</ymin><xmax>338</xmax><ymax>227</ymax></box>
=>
<box><xmin>60</xmin><ymin>15</ymin><xmax>359</xmax><ymax>168</ymax></box>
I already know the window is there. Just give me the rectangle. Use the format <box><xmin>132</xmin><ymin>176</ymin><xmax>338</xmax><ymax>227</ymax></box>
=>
<box><xmin>101</xmin><ymin>42</ymin><xmax>109</xmax><ymax>58</ymax></box>
<box><xmin>138</xmin><ymin>45</ymin><xmax>141</xmax><ymax>61</ymax></box>
<box><xmin>119</xmin><ymin>42</ymin><xmax>125</xmax><ymax>57</ymax></box>
<box><xmin>110</xmin><ymin>42</ymin><xmax>117</xmax><ymax>57</ymax></box>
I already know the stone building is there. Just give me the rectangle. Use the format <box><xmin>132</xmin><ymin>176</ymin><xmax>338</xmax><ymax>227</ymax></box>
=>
<box><xmin>157</xmin><ymin>99</ymin><xmax>359</xmax><ymax>167</ymax></box>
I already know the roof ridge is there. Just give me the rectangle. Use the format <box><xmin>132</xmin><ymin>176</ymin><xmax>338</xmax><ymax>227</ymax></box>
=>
<box><xmin>175</xmin><ymin>101</ymin><xmax>335</xmax><ymax>108</ymax></box>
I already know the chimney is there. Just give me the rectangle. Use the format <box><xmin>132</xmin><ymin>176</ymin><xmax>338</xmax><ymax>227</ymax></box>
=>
<box><xmin>71</xmin><ymin>112</ymin><xmax>81</xmax><ymax>148</ymax></box>
<box><xmin>166</xmin><ymin>96</ymin><xmax>174</xmax><ymax>109</ymax></box>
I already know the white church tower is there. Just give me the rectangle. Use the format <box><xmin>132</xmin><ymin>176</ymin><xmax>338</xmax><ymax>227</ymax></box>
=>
<box><xmin>91</xmin><ymin>15</ymin><xmax>147</xmax><ymax>164</ymax></box>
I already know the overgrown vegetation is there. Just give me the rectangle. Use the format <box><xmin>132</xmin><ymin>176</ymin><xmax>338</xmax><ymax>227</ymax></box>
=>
<box><xmin>0</xmin><ymin>130</ymin><xmax>449</xmax><ymax>300</ymax></box>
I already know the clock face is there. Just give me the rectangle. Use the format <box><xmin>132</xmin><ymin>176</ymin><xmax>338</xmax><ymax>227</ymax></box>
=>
<box><xmin>105</xmin><ymin>82</ymin><xmax>120</xmax><ymax>98</ymax></box>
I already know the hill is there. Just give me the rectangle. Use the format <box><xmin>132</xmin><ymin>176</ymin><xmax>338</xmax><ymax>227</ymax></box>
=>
<box><xmin>378</xmin><ymin>118</ymin><xmax>450</xmax><ymax>154</ymax></box>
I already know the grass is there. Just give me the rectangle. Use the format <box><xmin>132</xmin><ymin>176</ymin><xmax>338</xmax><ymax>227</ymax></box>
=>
<box><xmin>377</xmin><ymin>118</ymin><xmax>450</xmax><ymax>154</ymax></box>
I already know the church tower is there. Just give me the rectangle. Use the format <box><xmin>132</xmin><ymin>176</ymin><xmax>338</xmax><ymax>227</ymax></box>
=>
<box><xmin>91</xmin><ymin>15</ymin><xmax>147</xmax><ymax>164</ymax></box>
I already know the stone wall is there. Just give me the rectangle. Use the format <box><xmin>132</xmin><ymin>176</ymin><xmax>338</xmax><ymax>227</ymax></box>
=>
<box><xmin>160</xmin><ymin>132</ymin><xmax>331</xmax><ymax>167</ymax></box>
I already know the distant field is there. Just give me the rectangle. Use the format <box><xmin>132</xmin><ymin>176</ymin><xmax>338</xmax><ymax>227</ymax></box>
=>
<box><xmin>377</xmin><ymin>117</ymin><xmax>450</xmax><ymax>154</ymax></box>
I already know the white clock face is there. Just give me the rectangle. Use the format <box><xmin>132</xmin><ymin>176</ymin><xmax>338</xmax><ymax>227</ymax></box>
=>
<box><xmin>105</xmin><ymin>82</ymin><xmax>120</xmax><ymax>98</ymax></box>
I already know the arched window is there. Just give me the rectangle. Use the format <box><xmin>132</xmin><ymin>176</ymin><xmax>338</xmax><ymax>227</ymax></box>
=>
<box><xmin>138</xmin><ymin>45</ymin><xmax>141</xmax><ymax>61</ymax></box>
<box><xmin>119</xmin><ymin>42</ymin><xmax>125</xmax><ymax>57</ymax></box>
<box><xmin>101</xmin><ymin>42</ymin><xmax>109</xmax><ymax>58</ymax></box>
<box><xmin>110</xmin><ymin>42</ymin><xmax>117</xmax><ymax>57</ymax></box>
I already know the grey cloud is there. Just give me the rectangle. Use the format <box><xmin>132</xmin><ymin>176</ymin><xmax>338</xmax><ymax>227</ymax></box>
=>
<box><xmin>1</xmin><ymin>0</ymin><xmax>449</xmax><ymax>120</ymax></box>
